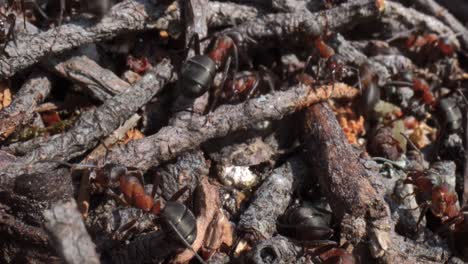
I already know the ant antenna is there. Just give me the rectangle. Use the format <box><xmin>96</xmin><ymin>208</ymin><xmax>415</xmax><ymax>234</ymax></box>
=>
<box><xmin>166</xmin><ymin>220</ymin><xmax>207</xmax><ymax>264</ymax></box>
<box><xmin>372</xmin><ymin>157</ymin><xmax>407</xmax><ymax>170</ymax></box>
<box><xmin>399</xmin><ymin>132</ymin><xmax>424</xmax><ymax>158</ymax></box>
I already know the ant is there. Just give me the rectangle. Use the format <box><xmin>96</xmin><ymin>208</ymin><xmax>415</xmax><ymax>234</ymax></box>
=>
<box><xmin>220</xmin><ymin>66</ymin><xmax>277</xmax><ymax>105</ymax></box>
<box><xmin>177</xmin><ymin>32</ymin><xmax>241</xmax><ymax>112</ymax></box>
<box><xmin>405</xmin><ymin>32</ymin><xmax>458</xmax><ymax>57</ymax></box>
<box><xmin>402</xmin><ymin>170</ymin><xmax>460</xmax><ymax>228</ymax></box>
<box><xmin>386</xmin><ymin>71</ymin><xmax>436</xmax><ymax>107</ymax></box>
<box><xmin>302</xmin><ymin>33</ymin><xmax>362</xmax><ymax>98</ymax></box>
<box><xmin>276</xmin><ymin>201</ymin><xmax>357</xmax><ymax>263</ymax></box>
<box><xmin>52</xmin><ymin>161</ymin><xmax>207</xmax><ymax>263</ymax></box>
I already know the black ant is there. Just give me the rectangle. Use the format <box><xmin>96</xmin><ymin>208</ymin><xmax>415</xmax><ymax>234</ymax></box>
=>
<box><xmin>177</xmin><ymin>32</ymin><xmax>242</xmax><ymax>113</ymax></box>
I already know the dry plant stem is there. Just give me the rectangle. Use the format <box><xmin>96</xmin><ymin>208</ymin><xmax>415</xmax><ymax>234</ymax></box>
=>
<box><xmin>12</xmin><ymin>61</ymin><xmax>172</xmax><ymax>173</ymax></box>
<box><xmin>43</xmin><ymin>200</ymin><xmax>100</xmax><ymax>264</ymax></box>
<box><xmin>0</xmin><ymin>71</ymin><xmax>52</xmax><ymax>141</ymax></box>
<box><xmin>411</xmin><ymin>0</ymin><xmax>468</xmax><ymax>50</ymax></box>
<box><xmin>105</xmin><ymin>83</ymin><xmax>358</xmax><ymax>170</ymax></box>
<box><xmin>46</xmin><ymin>55</ymin><xmax>131</xmax><ymax>101</ymax></box>
<box><xmin>221</xmin><ymin>0</ymin><xmax>383</xmax><ymax>45</ymax></box>
<box><xmin>173</xmin><ymin>177</ymin><xmax>219</xmax><ymax>263</ymax></box>
<box><xmin>238</xmin><ymin>156</ymin><xmax>307</xmax><ymax>241</ymax></box>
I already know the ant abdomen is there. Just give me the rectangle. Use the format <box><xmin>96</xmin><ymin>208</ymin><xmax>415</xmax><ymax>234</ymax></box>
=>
<box><xmin>160</xmin><ymin>201</ymin><xmax>197</xmax><ymax>245</ymax></box>
<box><xmin>179</xmin><ymin>55</ymin><xmax>217</xmax><ymax>98</ymax></box>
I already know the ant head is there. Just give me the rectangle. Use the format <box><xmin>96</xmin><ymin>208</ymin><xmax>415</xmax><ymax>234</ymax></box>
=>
<box><xmin>108</xmin><ymin>164</ymin><xmax>128</xmax><ymax>182</ymax></box>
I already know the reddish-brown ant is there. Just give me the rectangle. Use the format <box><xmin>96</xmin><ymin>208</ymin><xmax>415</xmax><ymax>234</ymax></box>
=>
<box><xmin>221</xmin><ymin>66</ymin><xmax>277</xmax><ymax>104</ymax></box>
<box><xmin>402</xmin><ymin>170</ymin><xmax>459</xmax><ymax>225</ymax></box>
<box><xmin>48</xmin><ymin>161</ymin><xmax>207</xmax><ymax>264</ymax></box>
<box><xmin>405</xmin><ymin>33</ymin><xmax>458</xmax><ymax>57</ymax></box>
<box><xmin>387</xmin><ymin>72</ymin><xmax>436</xmax><ymax>107</ymax></box>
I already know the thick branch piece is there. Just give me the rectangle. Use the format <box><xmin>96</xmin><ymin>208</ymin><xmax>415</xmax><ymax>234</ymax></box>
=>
<box><xmin>105</xmin><ymin>83</ymin><xmax>358</xmax><ymax>170</ymax></box>
<box><xmin>238</xmin><ymin>156</ymin><xmax>307</xmax><ymax>241</ymax></box>
<box><xmin>0</xmin><ymin>72</ymin><xmax>52</xmax><ymax>141</ymax></box>
<box><xmin>46</xmin><ymin>55</ymin><xmax>131</xmax><ymax>101</ymax></box>
<box><xmin>222</xmin><ymin>0</ymin><xmax>383</xmax><ymax>45</ymax></box>
<box><xmin>20</xmin><ymin>60</ymin><xmax>172</xmax><ymax>167</ymax></box>
<box><xmin>303</xmin><ymin>102</ymin><xmax>385</xmax><ymax>219</ymax></box>
<box><xmin>43</xmin><ymin>200</ymin><xmax>100</xmax><ymax>264</ymax></box>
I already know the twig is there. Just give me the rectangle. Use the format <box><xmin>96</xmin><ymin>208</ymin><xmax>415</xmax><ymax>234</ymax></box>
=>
<box><xmin>45</xmin><ymin>55</ymin><xmax>131</xmax><ymax>101</ymax></box>
<box><xmin>104</xmin><ymin>82</ymin><xmax>359</xmax><ymax>170</ymax></box>
<box><xmin>221</xmin><ymin>0</ymin><xmax>384</xmax><ymax>47</ymax></box>
<box><xmin>43</xmin><ymin>200</ymin><xmax>100</xmax><ymax>264</ymax></box>
<box><xmin>0</xmin><ymin>71</ymin><xmax>52</xmax><ymax>142</ymax></box>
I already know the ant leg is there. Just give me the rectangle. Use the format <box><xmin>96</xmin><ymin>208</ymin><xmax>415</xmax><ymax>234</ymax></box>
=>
<box><xmin>347</xmin><ymin>66</ymin><xmax>361</xmax><ymax>93</ymax></box>
<box><xmin>31</xmin><ymin>0</ymin><xmax>50</xmax><ymax>22</ymax></box>
<box><xmin>151</xmin><ymin>172</ymin><xmax>162</xmax><ymax>198</ymax></box>
<box><xmin>400</xmin><ymin>191</ymin><xmax>416</xmax><ymax>201</ymax></box>
<box><xmin>260</xmin><ymin>65</ymin><xmax>276</xmax><ymax>93</ymax></box>
<box><xmin>105</xmin><ymin>188</ymin><xmax>129</xmax><ymax>206</ymax></box>
<box><xmin>415</xmin><ymin>205</ymin><xmax>428</xmax><ymax>232</ymax></box>
<box><xmin>166</xmin><ymin>220</ymin><xmax>207</xmax><ymax>264</ymax></box>
<box><xmin>3</xmin><ymin>14</ymin><xmax>16</xmax><ymax>52</ymax></box>
<box><xmin>302</xmin><ymin>55</ymin><xmax>313</xmax><ymax>75</ymax></box>
<box><xmin>185</xmin><ymin>33</ymin><xmax>201</xmax><ymax>58</ymax></box>
<box><xmin>245</xmin><ymin>71</ymin><xmax>261</xmax><ymax>100</ymax></box>
<box><xmin>208</xmin><ymin>56</ymin><xmax>232</xmax><ymax>112</ymax></box>
<box><xmin>169</xmin><ymin>186</ymin><xmax>190</xmax><ymax>202</ymax></box>
<box><xmin>58</xmin><ymin>0</ymin><xmax>65</xmax><ymax>27</ymax></box>
<box><xmin>113</xmin><ymin>218</ymin><xmax>138</xmax><ymax>241</ymax></box>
